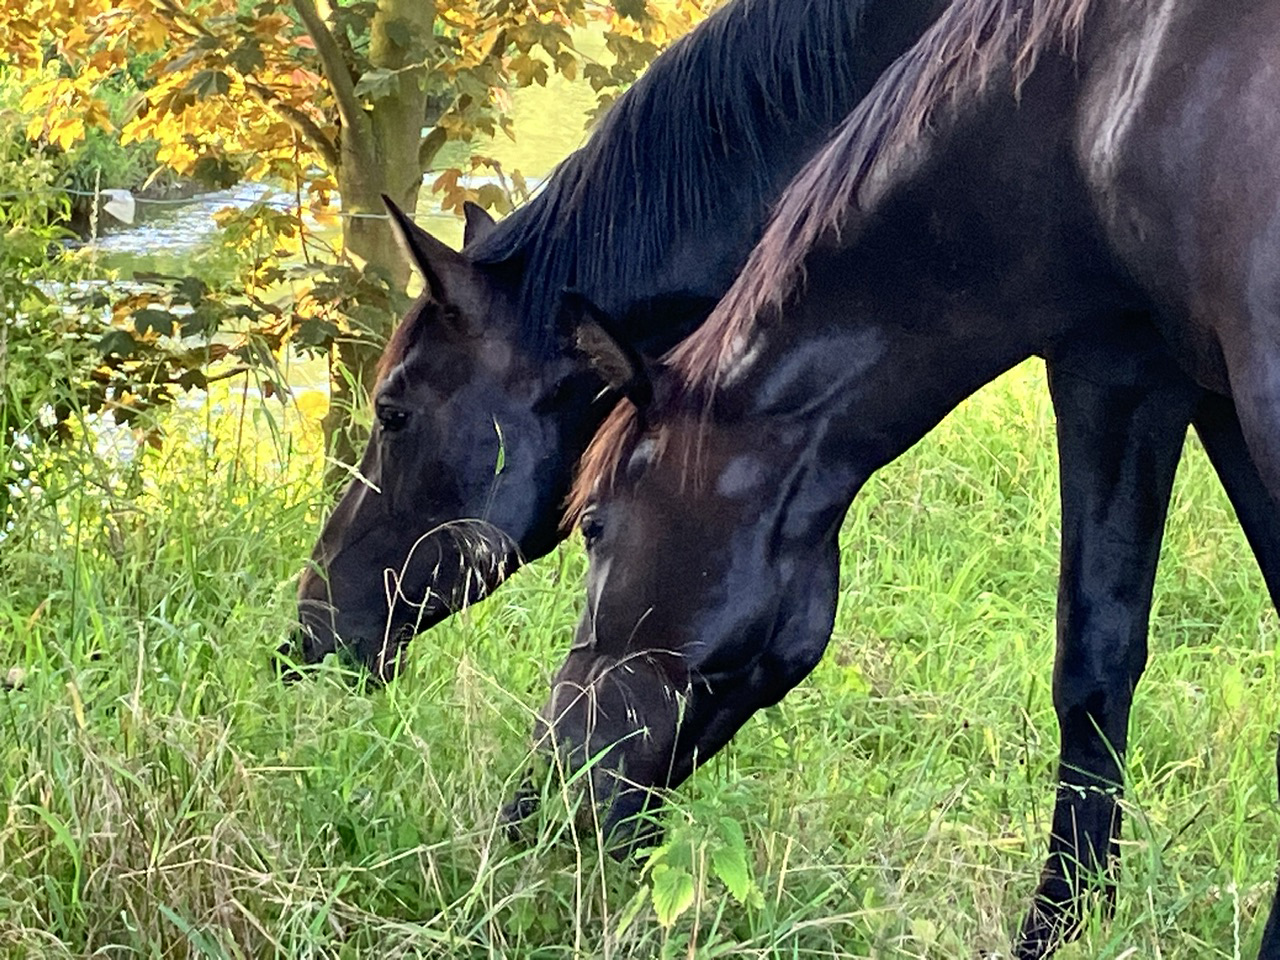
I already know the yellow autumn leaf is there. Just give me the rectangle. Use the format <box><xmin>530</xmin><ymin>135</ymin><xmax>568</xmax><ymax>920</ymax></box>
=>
<box><xmin>82</xmin><ymin>98</ymin><xmax>114</xmax><ymax>132</ymax></box>
<box><xmin>63</xmin><ymin>21</ymin><xmax>92</xmax><ymax>52</ymax></box>
<box><xmin>136</xmin><ymin>14</ymin><xmax>169</xmax><ymax>51</ymax></box>
<box><xmin>50</xmin><ymin>116</ymin><xmax>86</xmax><ymax>149</ymax></box>
<box><xmin>24</xmin><ymin>113</ymin><xmax>47</xmax><ymax>141</ymax></box>
<box><xmin>295</xmin><ymin>390</ymin><xmax>328</xmax><ymax>421</ymax></box>
<box><xmin>66</xmin><ymin>681</ymin><xmax>86</xmax><ymax>730</ymax></box>
<box><xmin>19</xmin><ymin>76</ymin><xmax>59</xmax><ymax>112</ymax></box>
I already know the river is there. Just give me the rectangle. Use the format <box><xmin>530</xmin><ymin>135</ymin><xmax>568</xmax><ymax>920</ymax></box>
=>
<box><xmin>93</xmin><ymin>60</ymin><xmax>599</xmax><ymax>263</ymax></box>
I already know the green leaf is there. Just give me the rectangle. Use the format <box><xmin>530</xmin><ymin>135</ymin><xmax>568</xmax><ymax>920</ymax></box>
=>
<box><xmin>475</xmin><ymin>183</ymin><xmax>510</xmax><ymax>214</ymax></box>
<box><xmin>711</xmin><ymin>817</ymin><xmax>752</xmax><ymax>903</ymax></box>
<box><xmin>179</xmin><ymin>306</ymin><xmax>220</xmax><ymax>338</ymax></box>
<box><xmin>1222</xmin><ymin>664</ymin><xmax>1246</xmax><ymax>711</ymax></box>
<box><xmin>840</xmin><ymin>662</ymin><xmax>870</xmax><ymax>694</ymax></box>
<box><xmin>910</xmin><ymin>916</ymin><xmax>938</xmax><ymax>946</ymax></box>
<box><xmin>614</xmin><ymin>883</ymin><xmax>650</xmax><ymax>939</ymax></box>
<box><xmin>98</xmin><ymin>330</ymin><xmax>139</xmax><ymax>357</ymax></box>
<box><xmin>227</xmin><ymin>40</ymin><xmax>265</xmax><ymax>75</ymax></box>
<box><xmin>175</xmin><ymin>276</ymin><xmax>210</xmax><ymax>304</ymax></box>
<box><xmin>157</xmin><ymin>904</ymin><xmax>226</xmax><ymax>958</ymax></box>
<box><xmin>353</xmin><ymin>68</ymin><xmax>398</xmax><ymax>102</ymax></box>
<box><xmin>177</xmin><ymin>369</ymin><xmax>207</xmax><ymax>391</ymax></box>
<box><xmin>189</xmin><ymin>69</ymin><xmax>231</xmax><ymax>99</ymax></box>
<box><xmin>650</xmin><ymin>863</ymin><xmax>695</xmax><ymax>927</ymax></box>
<box><xmin>555</xmin><ymin>50</ymin><xmax>577</xmax><ymax>81</ymax></box>
<box><xmin>294</xmin><ymin>318</ymin><xmax>339</xmax><ymax>348</ymax></box>
<box><xmin>395</xmin><ymin>821</ymin><xmax>420</xmax><ymax>848</ymax></box>
<box><xmin>383</xmin><ymin>18</ymin><xmax>413</xmax><ymax>50</ymax></box>
<box><xmin>492</xmin><ymin>417</ymin><xmax>506</xmax><ymax>476</ymax></box>
<box><xmin>133</xmin><ymin>308</ymin><xmax>177</xmax><ymax>337</ymax></box>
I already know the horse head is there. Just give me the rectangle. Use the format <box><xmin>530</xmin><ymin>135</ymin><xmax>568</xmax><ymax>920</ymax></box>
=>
<box><xmin>507</xmin><ymin>320</ymin><xmax>845</xmax><ymax>850</ymax></box>
<box><xmin>287</xmin><ymin>200</ymin><xmax>604</xmax><ymax>681</ymax></box>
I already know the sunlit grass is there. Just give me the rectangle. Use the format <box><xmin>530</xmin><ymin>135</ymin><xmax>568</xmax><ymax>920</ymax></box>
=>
<box><xmin>1</xmin><ymin>360</ymin><xmax>1275</xmax><ymax>958</ymax></box>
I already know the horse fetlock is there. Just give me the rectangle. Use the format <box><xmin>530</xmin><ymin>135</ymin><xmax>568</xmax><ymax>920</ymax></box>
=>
<box><xmin>1016</xmin><ymin>878</ymin><xmax>1117</xmax><ymax>960</ymax></box>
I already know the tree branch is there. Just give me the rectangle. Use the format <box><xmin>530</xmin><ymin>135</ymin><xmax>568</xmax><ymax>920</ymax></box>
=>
<box><xmin>326</xmin><ymin>0</ymin><xmax>364</xmax><ymax>91</ymax></box>
<box><xmin>154</xmin><ymin>0</ymin><xmax>215</xmax><ymax>38</ymax></box>
<box><xmin>245</xmin><ymin>79</ymin><xmax>340</xmax><ymax>170</ymax></box>
<box><xmin>417</xmin><ymin>127</ymin><xmax>447</xmax><ymax>174</ymax></box>
<box><xmin>293</xmin><ymin>0</ymin><xmax>371</xmax><ymax>148</ymax></box>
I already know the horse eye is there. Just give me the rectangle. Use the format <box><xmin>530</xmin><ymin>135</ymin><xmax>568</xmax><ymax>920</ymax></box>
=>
<box><xmin>376</xmin><ymin>403</ymin><xmax>411</xmax><ymax>433</ymax></box>
<box><xmin>579</xmin><ymin>508</ymin><xmax>604</xmax><ymax>547</ymax></box>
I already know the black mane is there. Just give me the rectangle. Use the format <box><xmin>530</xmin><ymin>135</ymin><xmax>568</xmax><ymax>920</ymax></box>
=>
<box><xmin>468</xmin><ymin>0</ymin><xmax>927</xmax><ymax>354</ymax></box>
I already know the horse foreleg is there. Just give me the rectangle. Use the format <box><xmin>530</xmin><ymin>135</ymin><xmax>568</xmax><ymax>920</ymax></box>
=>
<box><xmin>1192</xmin><ymin>392</ymin><xmax>1280</xmax><ymax>607</ymax></box>
<box><xmin>1215</xmin><ymin>344</ymin><xmax>1280</xmax><ymax>957</ymax></box>
<box><xmin>1193</xmin><ymin>390</ymin><xmax>1280</xmax><ymax>957</ymax></box>
<box><xmin>1015</xmin><ymin>361</ymin><xmax>1197</xmax><ymax>959</ymax></box>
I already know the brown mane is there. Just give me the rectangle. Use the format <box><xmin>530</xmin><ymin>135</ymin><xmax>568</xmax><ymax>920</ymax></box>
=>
<box><xmin>373</xmin><ymin>304</ymin><xmax>424</xmax><ymax>390</ymax></box>
<box><xmin>564</xmin><ymin>399</ymin><xmax>645</xmax><ymax>526</ymax></box>
<box><xmin>566</xmin><ymin>0</ymin><xmax>1094</xmax><ymax>525</ymax></box>
<box><xmin>667</xmin><ymin>0</ymin><xmax>1094</xmax><ymax>390</ymax></box>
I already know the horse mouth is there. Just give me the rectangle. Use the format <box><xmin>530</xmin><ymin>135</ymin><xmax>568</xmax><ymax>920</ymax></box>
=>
<box><xmin>278</xmin><ymin>601</ymin><xmax>421</xmax><ymax>684</ymax></box>
<box><xmin>501</xmin><ymin>769</ymin><xmax>664</xmax><ymax>859</ymax></box>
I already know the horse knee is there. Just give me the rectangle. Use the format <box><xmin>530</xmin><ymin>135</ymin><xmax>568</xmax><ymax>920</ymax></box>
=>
<box><xmin>1053</xmin><ymin>649</ymin><xmax>1140</xmax><ymax>720</ymax></box>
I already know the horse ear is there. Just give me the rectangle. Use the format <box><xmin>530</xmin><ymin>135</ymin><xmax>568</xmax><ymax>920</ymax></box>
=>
<box><xmin>565</xmin><ymin>292</ymin><xmax>653</xmax><ymax>410</ymax></box>
<box><xmin>382</xmin><ymin>194</ymin><xmax>471</xmax><ymax>303</ymax></box>
<box><xmin>462</xmin><ymin>201</ymin><xmax>497</xmax><ymax>246</ymax></box>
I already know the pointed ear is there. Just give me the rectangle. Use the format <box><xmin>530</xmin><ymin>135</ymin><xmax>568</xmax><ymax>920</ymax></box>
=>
<box><xmin>564</xmin><ymin>292</ymin><xmax>653</xmax><ymax>410</ymax></box>
<box><xmin>382</xmin><ymin>194</ymin><xmax>472</xmax><ymax>303</ymax></box>
<box><xmin>462</xmin><ymin>201</ymin><xmax>497</xmax><ymax>246</ymax></box>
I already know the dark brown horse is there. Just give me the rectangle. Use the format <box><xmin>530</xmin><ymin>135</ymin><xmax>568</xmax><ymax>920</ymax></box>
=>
<box><xmin>286</xmin><ymin>0</ymin><xmax>1279</xmax><ymax>689</ymax></box>
<box><xmin>532</xmin><ymin>0</ymin><xmax>1280</xmax><ymax>955</ymax></box>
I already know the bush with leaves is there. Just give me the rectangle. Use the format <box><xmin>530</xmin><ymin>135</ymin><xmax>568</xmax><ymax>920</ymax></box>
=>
<box><xmin>0</xmin><ymin>102</ymin><xmax>310</xmax><ymax>524</ymax></box>
<box><xmin>2</xmin><ymin>0</ymin><xmax>711</xmax><ymax>463</ymax></box>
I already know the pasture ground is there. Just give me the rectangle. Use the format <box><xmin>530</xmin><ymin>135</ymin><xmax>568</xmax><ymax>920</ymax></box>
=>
<box><xmin>1</xmin><ymin>361</ymin><xmax>1275</xmax><ymax>958</ymax></box>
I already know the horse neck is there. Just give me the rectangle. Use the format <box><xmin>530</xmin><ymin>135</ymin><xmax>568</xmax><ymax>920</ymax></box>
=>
<box><xmin>485</xmin><ymin>0</ymin><xmax>950</xmax><ymax>355</ymax></box>
<box><xmin>722</xmin><ymin>58</ymin><xmax>1143</xmax><ymax>499</ymax></box>
<box><xmin>628</xmin><ymin>0</ymin><xmax>951</xmax><ymax>309</ymax></box>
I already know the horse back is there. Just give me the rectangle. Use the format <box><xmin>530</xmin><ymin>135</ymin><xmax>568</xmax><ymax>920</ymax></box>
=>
<box><xmin>1076</xmin><ymin>0</ymin><xmax>1280</xmax><ymax>393</ymax></box>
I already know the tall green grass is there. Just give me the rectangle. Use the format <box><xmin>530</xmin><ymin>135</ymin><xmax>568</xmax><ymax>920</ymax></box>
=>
<box><xmin>1</xmin><ymin>361</ymin><xmax>1275</xmax><ymax>958</ymax></box>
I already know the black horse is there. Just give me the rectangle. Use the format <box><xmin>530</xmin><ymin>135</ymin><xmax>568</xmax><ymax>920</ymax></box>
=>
<box><xmin>535</xmin><ymin>0</ymin><xmax>1280</xmax><ymax>955</ymax></box>
<box><xmin>289</xmin><ymin>0</ymin><xmax>1279</xmax><ymax>684</ymax></box>
<box><xmin>291</xmin><ymin>0</ymin><xmax>949</xmax><ymax>678</ymax></box>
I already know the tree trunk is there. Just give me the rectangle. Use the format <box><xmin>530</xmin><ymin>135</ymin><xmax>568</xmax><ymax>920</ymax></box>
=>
<box><xmin>319</xmin><ymin>0</ymin><xmax>436</xmax><ymax>485</ymax></box>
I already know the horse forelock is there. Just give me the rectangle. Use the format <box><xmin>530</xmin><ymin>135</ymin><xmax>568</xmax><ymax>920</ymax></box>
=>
<box><xmin>375</xmin><ymin>307</ymin><xmax>421</xmax><ymax>389</ymax></box>
<box><xmin>668</xmin><ymin>0</ymin><xmax>1096</xmax><ymax>392</ymax></box>
<box><xmin>565</xmin><ymin>383</ymin><xmax>716</xmax><ymax>529</ymax></box>
<box><xmin>466</xmin><ymin>0</ymin><xmax>883</xmax><ymax>356</ymax></box>
<box><xmin>565</xmin><ymin>399</ymin><xmax>643</xmax><ymax>528</ymax></box>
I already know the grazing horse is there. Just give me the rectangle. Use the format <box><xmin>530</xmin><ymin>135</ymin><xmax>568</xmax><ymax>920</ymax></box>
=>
<box><xmin>532</xmin><ymin>0</ymin><xmax>1280</xmax><ymax>955</ymax></box>
<box><xmin>289</xmin><ymin>0</ymin><xmax>950</xmax><ymax>679</ymax></box>
<box><xmin>288</xmin><ymin>0</ymin><xmax>1279</xmax><ymax>690</ymax></box>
